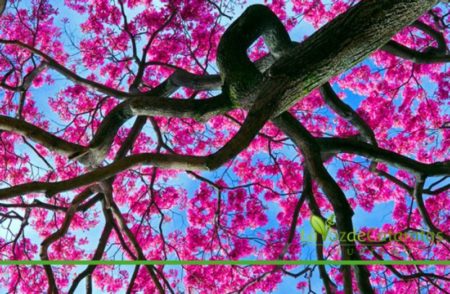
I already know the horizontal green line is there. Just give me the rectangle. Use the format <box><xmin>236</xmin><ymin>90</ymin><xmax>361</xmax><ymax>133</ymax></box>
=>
<box><xmin>0</xmin><ymin>260</ymin><xmax>448</xmax><ymax>266</ymax></box>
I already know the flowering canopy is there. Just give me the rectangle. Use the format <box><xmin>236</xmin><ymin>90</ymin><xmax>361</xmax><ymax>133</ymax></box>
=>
<box><xmin>0</xmin><ymin>0</ymin><xmax>449</xmax><ymax>293</ymax></box>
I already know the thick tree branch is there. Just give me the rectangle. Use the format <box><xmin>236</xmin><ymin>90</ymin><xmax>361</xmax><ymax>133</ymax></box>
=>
<box><xmin>163</xmin><ymin>69</ymin><xmax>222</xmax><ymax>92</ymax></box>
<box><xmin>69</xmin><ymin>94</ymin><xmax>234</xmax><ymax>164</ymax></box>
<box><xmin>0</xmin><ymin>115</ymin><xmax>85</xmax><ymax>156</ymax></box>
<box><xmin>266</xmin><ymin>0</ymin><xmax>439</xmax><ymax>115</ymax></box>
<box><xmin>0</xmin><ymin>0</ymin><xmax>5</xmax><ymax>16</ymax></box>
<box><xmin>0</xmin><ymin>153</ymin><xmax>208</xmax><ymax>199</ymax></box>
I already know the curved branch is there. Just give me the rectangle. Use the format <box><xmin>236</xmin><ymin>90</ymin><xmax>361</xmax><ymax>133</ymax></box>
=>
<box><xmin>217</xmin><ymin>4</ymin><xmax>292</xmax><ymax>105</ymax></box>
<box><xmin>318</xmin><ymin>137</ymin><xmax>450</xmax><ymax>176</ymax></box>
<box><xmin>72</xmin><ymin>47</ymin><xmax>283</xmax><ymax>166</ymax></box>
<box><xmin>167</xmin><ymin>69</ymin><xmax>222</xmax><ymax>91</ymax></box>
<box><xmin>146</xmin><ymin>53</ymin><xmax>277</xmax><ymax>96</ymax></box>
<box><xmin>382</xmin><ymin>40</ymin><xmax>450</xmax><ymax>63</ymax></box>
<box><xmin>412</xmin><ymin>20</ymin><xmax>448</xmax><ymax>52</ymax></box>
<box><xmin>320</xmin><ymin>82</ymin><xmax>377</xmax><ymax>146</ymax></box>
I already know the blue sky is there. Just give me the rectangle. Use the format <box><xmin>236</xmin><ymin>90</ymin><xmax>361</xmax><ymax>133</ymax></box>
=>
<box><xmin>1</xmin><ymin>0</ymin><xmax>448</xmax><ymax>293</ymax></box>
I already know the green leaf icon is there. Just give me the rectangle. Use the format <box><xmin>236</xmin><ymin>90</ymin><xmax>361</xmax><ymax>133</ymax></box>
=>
<box><xmin>310</xmin><ymin>215</ymin><xmax>328</xmax><ymax>240</ymax></box>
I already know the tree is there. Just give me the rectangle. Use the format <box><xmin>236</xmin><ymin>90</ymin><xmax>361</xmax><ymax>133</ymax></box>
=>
<box><xmin>0</xmin><ymin>0</ymin><xmax>449</xmax><ymax>292</ymax></box>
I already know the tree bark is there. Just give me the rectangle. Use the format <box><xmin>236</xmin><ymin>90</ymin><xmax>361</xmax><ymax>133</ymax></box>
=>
<box><xmin>0</xmin><ymin>0</ymin><xmax>5</xmax><ymax>16</ymax></box>
<box><xmin>253</xmin><ymin>0</ymin><xmax>440</xmax><ymax>116</ymax></box>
